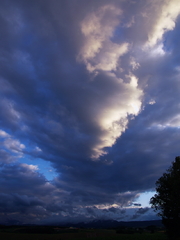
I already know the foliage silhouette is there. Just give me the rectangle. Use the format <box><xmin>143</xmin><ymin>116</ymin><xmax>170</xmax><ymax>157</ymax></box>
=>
<box><xmin>150</xmin><ymin>156</ymin><xmax>180</xmax><ymax>239</ymax></box>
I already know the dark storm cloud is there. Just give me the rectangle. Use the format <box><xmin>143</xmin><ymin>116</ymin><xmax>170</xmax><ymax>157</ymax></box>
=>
<box><xmin>0</xmin><ymin>163</ymin><xmax>55</xmax><ymax>196</ymax></box>
<box><xmin>132</xmin><ymin>207</ymin><xmax>150</xmax><ymax>220</ymax></box>
<box><xmin>0</xmin><ymin>193</ymin><xmax>43</xmax><ymax>214</ymax></box>
<box><xmin>0</xmin><ymin>0</ymin><xmax>180</xmax><ymax>224</ymax></box>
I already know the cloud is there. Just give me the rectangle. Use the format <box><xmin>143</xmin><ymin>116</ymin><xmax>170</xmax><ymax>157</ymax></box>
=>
<box><xmin>21</xmin><ymin>163</ymin><xmax>39</xmax><ymax>171</ymax></box>
<box><xmin>4</xmin><ymin>138</ymin><xmax>25</xmax><ymax>153</ymax></box>
<box><xmin>0</xmin><ymin>99</ymin><xmax>22</xmax><ymax>129</ymax></box>
<box><xmin>0</xmin><ymin>149</ymin><xmax>16</xmax><ymax>164</ymax></box>
<box><xmin>0</xmin><ymin>0</ymin><xmax>180</xmax><ymax>224</ymax></box>
<box><xmin>86</xmin><ymin>73</ymin><xmax>143</xmax><ymax>159</ymax></box>
<box><xmin>0</xmin><ymin>129</ymin><xmax>25</xmax><ymax>163</ymax></box>
<box><xmin>132</xmin><ymin>207</ymin><xmax>150</xmax><ymax>220</ymax></box>
<box><xmin>0</xmin><ymin>129</ymin><xmax>10</xmax><ymax>138</ymax></box>
<box><xmin>145</xmin><ymin>0</ymin><xmax>180</xmax><ymax>47</ymax></box>
<box><xmin>0</xmin><ymin>193</ymin><xmax>43</xmax><ymax>214</ymax></box>
<box><xmin>78</xmin><ymin>4</ymin><xmax>129</xmax><ymax>73</ymax></box>
<box><xmin>0</xmin><ymin>162</ymin><xmax>55</xmax><ymax>224</ymax></box>
<box><xmin>0</xmin><ymin>160</ymin><xmax>141</xmax><ymax>224</ymax></box>
<box><xmin>75</xmin><ymin>4</ymin><xmax>143</xmax><ymax>158</ymax></box>
<box><xmin>133</xmin><ymin>203</ymin><xmax>141</xmax><ymax>207</ymax></box>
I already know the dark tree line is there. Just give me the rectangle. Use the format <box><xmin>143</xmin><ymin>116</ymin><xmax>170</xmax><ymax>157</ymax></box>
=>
<box><xmin>150</xmin><ymin>156</ymin><xmax>180</xmax><ymax>239</ymax></box>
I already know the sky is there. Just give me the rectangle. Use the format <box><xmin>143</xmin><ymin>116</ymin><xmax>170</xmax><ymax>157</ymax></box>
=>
<box><xmin>0</xmin><ymin>0</ymin><xmax>180</xmax><ymax>225</ymax></box>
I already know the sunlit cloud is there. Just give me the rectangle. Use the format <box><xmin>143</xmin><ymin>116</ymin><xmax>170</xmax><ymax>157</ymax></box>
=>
<box><xmin>4</xmin><ymin>138</ymin><xmax>25</xmax><ymax>153</ymax></box>
<box><xmin>78</xmin><ymin>4</ymin><xmax>129</xmax><ymax>73</ymax></box>
<box><xmin>21</xmin><ymin>163</ymin><xmax>39</xmax><ymax>171</ymax></box>
<box><xmin>92</xmin><ymin>74</ymin><xmax>142</xmax><ymax>159</ymax></box>
<box><xmin>77</xmin><ymin>5</ymin><xmax>143</xmax><ymax>158</ymax></box>
<box><xmin>145</xmin><ymin>0</ymin><xmax>180</xmax><ymax>47</ymax></box>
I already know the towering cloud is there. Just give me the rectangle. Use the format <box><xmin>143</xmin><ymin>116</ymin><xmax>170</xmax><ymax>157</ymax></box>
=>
<box><xmin>77</xmin><ymin>4</ymin><xmax>143</xmax><ymax>158</ymax></box>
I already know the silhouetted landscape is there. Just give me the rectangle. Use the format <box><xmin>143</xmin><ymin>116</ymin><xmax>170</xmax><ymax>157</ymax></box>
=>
<box><xmin>0</xmin><ymin>220</ymin><xmax>166</xmax><ymax>240</ymax></box>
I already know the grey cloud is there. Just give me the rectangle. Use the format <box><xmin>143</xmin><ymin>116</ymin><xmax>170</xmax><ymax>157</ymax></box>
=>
<box><xmin>136</xmin><ymin>207</ymin><xmax>149</xmax><ymax>215</ymax></box>
<box><xmin>0</xmin><ymin>163</ymin><xmax>55</xmax><ymax>197</ymax></box>
<box><xmin>0</xmin><ymin>149</ymin><xmax>16</xmax><ymax>164</ymax></box>
<box><xmin>0</xmin><ymin>193</ymin><xmax>43</xmax><ymax>213</ymax></box>
<box><xmin>132</xmin><ymin>207</ymin><xmax>150</xmax><ymax>220</ymax></box>
<box><xmin>134</xmin><ymin>203</ymin><xmax>141</xmax><ymax>207</ymax></box>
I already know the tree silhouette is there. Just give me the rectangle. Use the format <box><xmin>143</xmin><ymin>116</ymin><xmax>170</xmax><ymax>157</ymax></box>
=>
<box><xmin>150</xmin><ymin>156</ymin><xmax>180</xmax><ymax>239</ymax></box>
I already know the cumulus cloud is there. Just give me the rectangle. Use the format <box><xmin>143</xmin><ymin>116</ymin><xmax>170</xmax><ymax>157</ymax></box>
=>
<box><xmin>87</xmin><ymin>73</ymin><xmax>143</xmax><ymax>159</ymax></box>
<box><xmin>4</xmin><ymin>138</ymin><xmax>25</xmax><ymax>153</ymax></box>
<box><xmin>76</xmin><ymin>4</ymin><xmax>143</xmax><ymax>158</ymax></box>
<box><xmin>0</xmin><ymin>129</ymin><xmax>10</xmax><ymax>138</ymax></box>
<box><xmin>78</xmin><ymin>5</ymin><xmax>124</xmax><ymax>71</ymax></box>
<box><xmin>21</xmin><ymin>163</ymin><xmax>39</xmax><ymax>171</ymax></box>
<box><xmin>145</xmin><ymin>0</ymin><xmax>180</xmax><ymax>47</ymax></box>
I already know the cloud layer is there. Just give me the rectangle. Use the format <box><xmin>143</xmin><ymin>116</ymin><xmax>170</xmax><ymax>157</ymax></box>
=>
<box><xmin>0</xmin><ymin>0</ymin><xmax>180</xmax><ymax>224</ymax></box>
